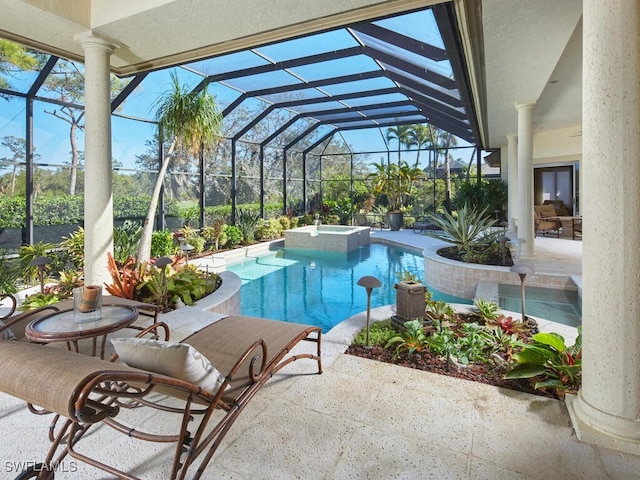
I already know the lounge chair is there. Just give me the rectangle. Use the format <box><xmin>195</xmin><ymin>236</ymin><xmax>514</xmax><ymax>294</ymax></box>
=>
<box><xmin>0</xmin><ymin>315</ymin><xmax>322</xmax><ymax>479</ymax></box>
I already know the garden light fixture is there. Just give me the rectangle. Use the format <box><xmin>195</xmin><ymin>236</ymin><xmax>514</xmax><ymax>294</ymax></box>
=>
<box><xmin>181</xmin><ymin>243</ymin><xmax>194</xmax><ymax>264</ymax></box>
<box><xmin>29</xmin><ymin>256</ymin><xmax>52</xmax><ymax>293</ymax></box>
<box><xmin>510</xmin><ymin>264</ymin><xmax>535</xmax><ymax>322</ymax></box>
<box><xmin>357</xmin><ymin>275</ymin><xmax>382</xmax><ymax>347</ymax></box>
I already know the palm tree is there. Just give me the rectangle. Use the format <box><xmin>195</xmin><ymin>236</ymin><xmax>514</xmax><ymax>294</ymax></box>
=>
<box><xmin>385</xmin><ymin>125</ymin><xmax>413</xmax><ymax>162</ymax></box>
<box><xmin>408</xmin><ymin>124</ymin><xmax>433</xmax><ymax>168</ymax></box>
<box><xmin>438</xmin><ymin>129</ymin><xmax>459</xmax><ymax>212</ymax></box>
<box><xmin>137</xmin><ymin>74</ymin><xmax>223</xmax><ymax>263</ymax></box>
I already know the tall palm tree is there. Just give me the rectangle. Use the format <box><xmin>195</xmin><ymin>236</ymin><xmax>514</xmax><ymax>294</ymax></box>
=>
<box><xmin>438</xmin><ymin>129</ymin><xmax>459</xmax><ymax>212</ymax></box>
<box><xmin>408</xmin><ymin>124</ymin><xmax>433</xmax><ymax>168</ymax></box>
<box><xmin>137</xmin><ymin>74</ymin><xmax>223</xmax><ymax>263</ymax></box>
<box><xmin>385</xmin><ymin>125</ymin><xmax>413</xmax><ymax>162</ymax></box>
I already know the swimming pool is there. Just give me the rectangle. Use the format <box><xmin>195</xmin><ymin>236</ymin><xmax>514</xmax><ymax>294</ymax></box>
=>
<box><xmin>227</xmin><ymin>244</ymin><xmax>469</xmax><ymax>332</ymax></box>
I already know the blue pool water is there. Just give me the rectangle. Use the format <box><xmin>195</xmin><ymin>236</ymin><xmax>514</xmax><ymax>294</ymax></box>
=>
<box><xmin>499</xmin><ymin>284</ymin><xmax>581</xmax><ymax>327</ymax></box>
<box><xmin>227</xmin><ymin>244</ymin><xmax>470</xmax><ymax>332</ymax></box>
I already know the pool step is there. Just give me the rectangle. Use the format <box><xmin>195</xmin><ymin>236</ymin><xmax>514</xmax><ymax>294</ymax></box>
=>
<box><xmin>474</xmin><ymin>281</ymin><xmax>499</xmax><ymax>304</ymax></box>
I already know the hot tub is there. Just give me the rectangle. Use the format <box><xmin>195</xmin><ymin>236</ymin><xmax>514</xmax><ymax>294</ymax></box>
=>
<box><xmin>284</xmin><ymin>225</ymin><xmax>371</xmax><ymax>252</ymax></box>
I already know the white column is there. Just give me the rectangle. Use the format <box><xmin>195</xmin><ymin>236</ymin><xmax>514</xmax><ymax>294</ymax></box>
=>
<box><xmin>515</xmin><ymin>102</ymin><xmax>535</xmax><ymax>257</ymax></box>
<box><xmin>506</xmin><ymin>134</ymin><xmax>518</xmax><ymax>233</ymax></box>
<box><xmin>566</xmin><ymin>0</ymin><xmax>640</xmax><ymax>456</ymax></box>
<box><xmin>75</xmin><ymin>33</ymin><xmax>116</xmax><ymax>287</ymax></box>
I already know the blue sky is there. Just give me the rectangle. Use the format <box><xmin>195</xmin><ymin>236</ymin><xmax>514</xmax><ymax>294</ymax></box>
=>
<box><xmin>0</xmin><ymin>7</ymin><xmax>478</xmax><ymax>174</ymax></box>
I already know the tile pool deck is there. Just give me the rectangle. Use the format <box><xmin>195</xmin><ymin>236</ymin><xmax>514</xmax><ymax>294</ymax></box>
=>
<box><xmin>2</xmin><ymin>231</ymin><xmax>639</xmax><ymax>479</ymax></box>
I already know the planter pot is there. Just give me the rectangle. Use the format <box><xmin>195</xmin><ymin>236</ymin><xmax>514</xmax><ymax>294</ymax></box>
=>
<box><xmin>387</xmin><ymin>211</ymin><xmax>404</xmax><ymax>231</ymax></box>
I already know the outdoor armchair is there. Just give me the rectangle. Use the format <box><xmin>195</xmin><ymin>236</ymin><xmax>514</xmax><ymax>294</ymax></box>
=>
<box><xmin>534</xmin><ymin>205</ymin><xmax>561</xmax><ymax>238</ymax></box>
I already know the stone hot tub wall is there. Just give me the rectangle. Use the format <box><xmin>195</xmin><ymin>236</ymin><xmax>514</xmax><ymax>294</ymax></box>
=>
<box><xmin>284</xmin><ymin>225</ymin><xmax>371</xmax><ymax>252</ymax></box>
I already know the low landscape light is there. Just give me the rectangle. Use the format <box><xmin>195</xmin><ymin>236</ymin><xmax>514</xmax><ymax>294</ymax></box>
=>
<box><xmin>29</xmin><ymin>256</ymin><xmax>52</xmax><ymax>293</ymax></box>
<box><xmin>510</xmin><ymin>264</ymin><xmax>535</xmax><ymax>322</ymax></box>
<box><xmin>357</xmin><ymin>275</ymin><xmax>382</xmax><ymax>347</ymax></box>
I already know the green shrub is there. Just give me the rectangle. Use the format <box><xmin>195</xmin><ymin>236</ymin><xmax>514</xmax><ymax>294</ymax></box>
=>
<box><xmin>255</xmin><ymin>218</ymin><xmax>282</xmax><ymax>241</ymax></box>
<box><xmin>151</xmin><ymin>230</ymin><xmax>176</xmax><ymax>257</ymax></box>
<box><xmin>34</xmin><ymin>195</ymin><xmax>83</xmax><ymax>225</ymax></box>
<box><xmin>505</xmin><ymin>327</ymin><xmax>582</xmax><ymax>397</ymax></box>
<box><xmin>113</xmin><ymin>220</ymin><xmax>142</xmax><ymax>264</ymax></box>
<box><xmin>18</xmin><ymin>292</ymin><xmax>61</xmax><ymax>310</ymax></box>
<box><xmin>236</xmin><ymin>209</ymin><xmax>261</xmax><ymax>244</ymax></box>
<box><xmin>223</xmin><ymin>225</ymin><xmax>242</xmax><ymax>248</ymax></box>
<box><xmin>189</xmin><ymin>235</ymin><xmax>206</xmax><ymax>254</ymax></box>
<box><xmin>58</xmin><ymin>227</ymin><xmax>85</xmax><ymax>269</ymax></box>
<box><xmin>278</xmin><ymin>216</ymin><xmax>291</xmax><ymax>231</ymax></box>
<box><xmin>352</xmin><ymin>320</ymin><xmax>398</xmax><ymax>347</ymax></box>
<box><xmin>18</xmin><ymin>241</ymin><xmax>57</xmax><ymax>286</ymax></box>
<box><xmin>0</xmin><ymin>250</ymin><xmax>20</xmax><ymax>294</ymax></box>
<box><xmin>137</xmin><ymin>265</ymin><xmax>219</xmax><ymax>309</ymax></box>
<box><xmin>201</xmin><ymin>218</ymin><xmax>226</xmax><ymax>250</ymax></box>
<box><xmin>386</xmin><ymin>319</ymin><xmax>429</xmax><ymax>358</ymax></box>
<box><xmin>0</xmin><ymin>196</ymin><xmax>26</xmax><ymax>228</ymax></box>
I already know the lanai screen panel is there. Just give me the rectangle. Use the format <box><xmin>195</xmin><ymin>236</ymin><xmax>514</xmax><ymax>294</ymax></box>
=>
<box><xmin>182</xmin><ymin>2</ymin><xmax>479</xmax><ymax>150</ymax></box>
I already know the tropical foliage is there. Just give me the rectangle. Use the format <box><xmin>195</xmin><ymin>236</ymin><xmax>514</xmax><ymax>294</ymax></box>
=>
<box><xmin>368</xmin><ymin>160</ymin><xmax>424</xmax><ymax>212</ymax></box>
<box><xmin>505</xmin><ymin>328</ymin><xmax>582</xmax><ymax>397</ymax></box>
<box><xmin>348</xmin><ymin>288</ymin><xmax>579</xmax><ymax>399</ymax></box>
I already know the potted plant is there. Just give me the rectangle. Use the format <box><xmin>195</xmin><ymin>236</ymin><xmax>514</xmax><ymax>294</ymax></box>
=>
<box><xmin>368</xmin><ymin>160</ymin><xmax>424</xmax><ymax>230</ymax></box>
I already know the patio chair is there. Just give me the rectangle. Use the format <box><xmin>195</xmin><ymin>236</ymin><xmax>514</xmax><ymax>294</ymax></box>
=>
<box><xmin>0</xmin><ymin>315</ymin><xmax>322</xmax><ymax>479</ymax></box>
<box><xmin>534</xmin><ymin>205</ymin><xmax>561</xmax><ymax>238</ymax></box>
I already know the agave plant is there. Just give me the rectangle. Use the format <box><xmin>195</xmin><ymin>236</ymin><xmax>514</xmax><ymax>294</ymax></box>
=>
<box><xmin>427</xmin><ymin>204</ymin><xmax>501</xmax><ymax>255</ymax></box>
<box><xmin>236</xmin><ymin>208</ymin><xmax>261</xmax><ymax>244</ymax></box>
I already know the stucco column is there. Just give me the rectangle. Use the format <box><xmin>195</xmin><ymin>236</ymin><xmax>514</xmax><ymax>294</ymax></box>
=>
<box><xmin>515</xmin><ymin>103</ymin><xmax>535</xmax><ymax>258</ymax></box>
<box><xmin>75</xmin><ymin>33</ymin><xmax>116</xmax><ymax>287</ymax></box>
<box><xmin>565</xmin><ymin>0</ymin><xmax>640</xmax><ymax>455</ymax></box>
<box><xmin>506</xmin><ymin>134</ymin><xmax>518</xmax><ymax>233</ymax></box>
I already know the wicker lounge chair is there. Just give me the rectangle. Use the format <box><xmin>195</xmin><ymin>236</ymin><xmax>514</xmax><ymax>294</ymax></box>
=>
<box><xmin>0</xmin><ymin>315</ymin><xmax>322</xmax><ymax>479</ymax></box>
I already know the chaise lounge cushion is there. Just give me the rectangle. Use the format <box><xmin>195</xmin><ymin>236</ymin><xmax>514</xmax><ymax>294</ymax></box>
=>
<box><xmin>112</xmin><ymin>337</ymin><xmax>226</xmax><ymax>393</ymax></box>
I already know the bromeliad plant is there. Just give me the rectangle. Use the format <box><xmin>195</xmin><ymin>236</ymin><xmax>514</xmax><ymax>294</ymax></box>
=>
<box><xmin>386</xmin><ymin>319</ymin><xmax>429</xmax><ymax>359</ymax></box>
<box><xmin>504</xmin><ymin>327</ymin><xmax>582</xmax><ymax>397</ymax></box>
